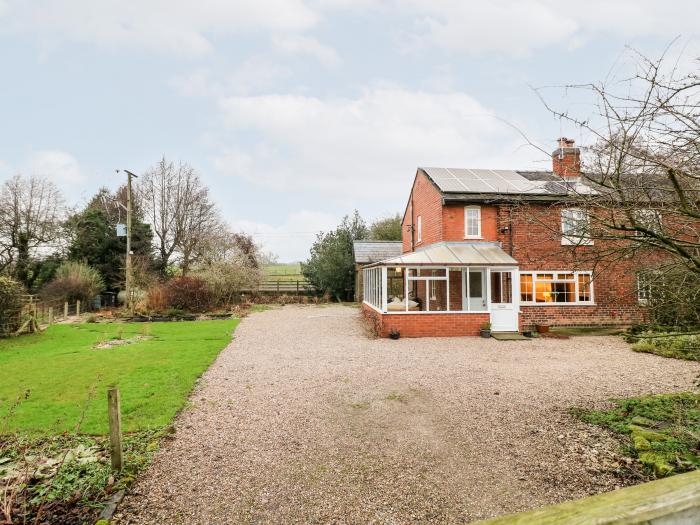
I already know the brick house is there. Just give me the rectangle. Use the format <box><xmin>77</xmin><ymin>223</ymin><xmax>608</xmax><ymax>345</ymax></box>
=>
<box><xmin>362</xmin><ymin>138</ymin><xmax>647</xmax><ymax>337</ymax></box>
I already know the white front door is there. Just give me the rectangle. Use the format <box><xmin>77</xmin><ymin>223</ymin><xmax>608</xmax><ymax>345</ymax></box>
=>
<box><xmin>489</xmin><ymin>269</ymin><xmax>519</xmax><ymax>332</ymax></box>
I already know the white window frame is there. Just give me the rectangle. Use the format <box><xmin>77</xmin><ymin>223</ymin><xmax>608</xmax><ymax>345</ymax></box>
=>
<box><xmin>634</xmin><ymin>209</ymin><xmax>663</xmax><ymax>236</ymax></box>
<box><xmin>416</xmin><ymin>215</ymin><xmax>422</xmax><ymax>243</ymax></box>
<box><xmin>561</xmin><ymin>208</ymin><xmax>593</xmax><ymax>246</ymax></box>
<box><xmin>519</xmin><ymin>271</ymin><xmax>594</xmax><ymax>305</ymax></box>
<box><xmin>464</xmin><ymin>205</ymin><xmax>482</xmax><ymax>239</ymax></box>
<box><xmin>636</xmin><ymin>271</ymin><xmax>659</xmax><ymax>304</ymax></box>
<box><xmin>429</xmin><ymin>279</ymin><xmax>438</xmax><ymax>300</ymax></box>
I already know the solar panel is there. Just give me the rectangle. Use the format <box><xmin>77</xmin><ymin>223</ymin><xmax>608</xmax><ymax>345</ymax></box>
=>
<box><xmin>421</xmin><ymin>166</ymin><xmax>563</xmax><ymax>195</ymax></box>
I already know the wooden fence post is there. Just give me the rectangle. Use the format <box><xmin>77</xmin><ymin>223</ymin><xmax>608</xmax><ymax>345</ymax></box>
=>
<box><xmin>48</xmin><ymin>307</ymin><xmax>53</xmax><ymax>325</ymax></box>
<box><xmin>64</xmin><ymin>302</ymin><xmax>68</xmax><ymax>319</ymax></box>
<box><xmin>107</xmin><ymin>387</ymin><xmax>123</xmax><ymax>471</ymax></box>
<box><xmin>76</xmin><ymin>300</ymin><xmax>81</xmax><ymax>317</ymax></box>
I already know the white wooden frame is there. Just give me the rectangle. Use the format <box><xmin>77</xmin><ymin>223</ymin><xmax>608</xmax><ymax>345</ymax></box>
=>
<box><xmin>464</xmin><ymin>205</ymin><xmax>482</xmax><ymax>239</ymax></box>
<box><xmin>519</xmin><ymin>270</ymin><xmax>595</xmax><ymax>305</ymax></box>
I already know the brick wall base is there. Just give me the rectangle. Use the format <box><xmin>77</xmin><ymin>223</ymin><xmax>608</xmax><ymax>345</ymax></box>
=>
<box><xmin>520</xmin><ymin>305</ymin><xmax>645</xmax><ymax>328</ymax></box>
<box><xmin>362</xmin><ymin>303</ymin><xmax>645</xmax><ymax>337</ymax></box>
<box><xmin>361</xmin><ymin>303</ymin><xmax>490</xmax><ymax>337</ymax></box>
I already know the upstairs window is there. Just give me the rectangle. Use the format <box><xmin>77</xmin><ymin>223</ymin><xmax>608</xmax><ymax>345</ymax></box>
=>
<box><xmin>464</xmin><ymin>206</ymin><xmax>481</xmax><ymax>238</ymax></box>
<box><xmin>561</xmin><ymin>208</ymin><xmax>593</xmax><ymax>245</ymax></box>
<box><xmin>634</xmin><ymin>209</ymin><xmax>663</xmax><ymax>236</ymax></box>
<box><xmin>416</xmin><ymin>215</ymin><xmax>422</xmax><ymax>243</ymax></box>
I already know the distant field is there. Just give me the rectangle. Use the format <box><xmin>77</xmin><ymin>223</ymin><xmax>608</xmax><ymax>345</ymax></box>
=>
<box><xmin>265</xmin><ymin>263</ymin><xmax>302</xmax><ymax>275</ymax></box>
<box><xmin>264</xmin><ymin>263</ymin><xmax>303</xmax><ymax>281</ymax></box>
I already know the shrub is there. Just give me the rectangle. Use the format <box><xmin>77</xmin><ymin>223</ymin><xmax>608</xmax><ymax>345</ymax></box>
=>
<box><xmin>166</xmin><ymin>276</ymin><xmax>213</xmax><ymax>312</ymax></box>
<box><xmin>0</xmin><ymin>276</ymin><xmax>24</xmax><ymax>337</ymax></box>
<box><xmin>196</xmin><ymin>258</ymin><xmax>264</xmax><ymax>307</ymax></box>
<box><xmin>41</xmin><ymin>261</ymin><xmax>104</xmax><ymax>304</ymax></box>
<box><xmin>631</xmin><ymin>332</ymin><xmax>700</xmax><ymax>361</ymax></box>
<box><xmin>143</xmin><ymin>285</ymin><xmax>169</xmax><ymax>313</ymax></box>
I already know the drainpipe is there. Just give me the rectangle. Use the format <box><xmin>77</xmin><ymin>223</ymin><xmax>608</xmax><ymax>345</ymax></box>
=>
<box><xmin>410</xmin><ymin>193</ymin><xmax>415</xmax><ymax>252</ymax></box>
<box><xmin>508</xmin><ymin>204</ymin><xmax>514</xmax><ymax>256</ymax></box>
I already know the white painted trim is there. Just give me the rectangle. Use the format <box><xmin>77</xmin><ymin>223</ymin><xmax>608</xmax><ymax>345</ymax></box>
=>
<box><xmin>519</xmin><ymin>270</ymin><xmax>595</xmax><ymax>305</ymax></box>
<box><xmin>520</xmin><ymin>302</ymin><xmax>598</xmax><ymax>307</ymax></box>
<box><xmin>381</xmin><ymin>266</ymin><xmax>388</xmax><ymax>312</ymax></box>
<box><xmin>464</xmin><ymin>205</ymin><xmax>482</xmax><ymax>239</ymax></box>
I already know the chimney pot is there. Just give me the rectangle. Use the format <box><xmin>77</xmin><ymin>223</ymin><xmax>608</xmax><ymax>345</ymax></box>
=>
<box><xmin>552</xmin><ymin>137</ymin><xmax>581</xmax><ymax>177</ymax></box>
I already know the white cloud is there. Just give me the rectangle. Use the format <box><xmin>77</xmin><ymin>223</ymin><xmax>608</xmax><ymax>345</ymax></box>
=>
<box><xmin>171</xmin><ymin>59</ymin><xmax>292</xmax><ymax>98</ymax></box>
<box><xmin>272</xmin><ymin>34</ymin><xmax>340</xmax><ymax>67</ymax></box>
<box><xmin>232</xmin><ymin>210</ymin><xmax>339</xmax><ymax>262</ymax></box>
<box><xmin>28</xmin><ymin>150</ymin><xmax>85</xmax><ymax>184</ymax></box>
<box><xmin>320</xmin><ymin>0</ymin><xmax>700</xmax><ymax>56</ymax></box>
<box><xmin>0</xmin><ymin>0</ymin><xmax>318</xmax><ymax>55</ymax></box>
<box><xmin>213</xmin><ymin>86</ymin><xmax>537</xmax><ymax>205</ymax></box>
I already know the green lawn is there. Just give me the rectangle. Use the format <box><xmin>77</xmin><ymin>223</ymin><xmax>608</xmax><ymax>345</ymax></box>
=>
<box><xmin>0</xmin><ymin>320</ymin><xmax>238</xmax><ymax>435</ymax></box>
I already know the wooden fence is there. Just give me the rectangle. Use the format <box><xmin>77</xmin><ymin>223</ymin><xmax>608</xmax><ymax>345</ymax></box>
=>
<box><xmin>1</xmin><ymin>295</ymin><xmax>94</xmax><ymax>336</ymax></box>
<box><xmin>250</xmin><ymin>275</ymin><xmax>316</xmax><ymax>295</ymax></box>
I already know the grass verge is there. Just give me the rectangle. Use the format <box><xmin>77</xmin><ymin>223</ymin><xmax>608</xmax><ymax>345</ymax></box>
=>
<box><xmin>572</xmin><ymin>392</ymin><xmax>700</xmax><ymax>477</ymax></box>
<box><xmin>629</xmin><ymin>332</ymin><xmax>700</xmax><ymax>361</ymax></box>
<box><xmin>0</xmin><ymin>319</ymin><xmax>237</xmax><ymax>523</ymax></box>
<box><xmin>0</xmin><ymin>320</ymin><xmax>238</xmax><ymax>434</ymax></box>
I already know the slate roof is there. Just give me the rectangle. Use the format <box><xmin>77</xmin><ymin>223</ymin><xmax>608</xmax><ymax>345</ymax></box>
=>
<box><xmin>353</xmin><ymin>241</ymin><xmax>403</xmax><ymax>264</ymax></box>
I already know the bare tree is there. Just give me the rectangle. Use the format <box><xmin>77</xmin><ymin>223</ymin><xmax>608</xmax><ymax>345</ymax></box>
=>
<box><xmin>0</xmin><ymin>175</ymin><xmax>65</xmax><ymax>285</ymax></box>
<box><xmin>138</xmin><ymin>158</ymin><xmax>219</xmax><ymax>274</ymax></box>
<box><xmin>528</xmin><ymin>46</ymin><xmax>700</xmax><ymax>324</ymax></box>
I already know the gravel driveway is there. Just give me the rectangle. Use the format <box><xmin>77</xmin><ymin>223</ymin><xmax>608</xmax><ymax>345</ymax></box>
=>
<box><xmin>114</xmin><ymin>305</ymin><xmax>699</xmax><ymax>524</ymax></box>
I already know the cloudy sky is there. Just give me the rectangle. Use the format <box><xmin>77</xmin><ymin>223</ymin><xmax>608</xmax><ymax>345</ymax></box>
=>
<box><xmin>1</xmin><ymin>1</ymin><xmax>698</xmax><ymax>261</ymax></box>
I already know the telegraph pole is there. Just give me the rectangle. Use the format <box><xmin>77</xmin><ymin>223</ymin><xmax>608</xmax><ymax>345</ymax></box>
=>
<box><xmin>123</xmin><ymin>170</ymin><xmax>138</xmax><ymax>314</ymax></box>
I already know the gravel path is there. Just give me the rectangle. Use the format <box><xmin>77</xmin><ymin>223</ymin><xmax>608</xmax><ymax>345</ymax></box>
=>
<box><xmin>114</xmin><ymin>305</ymin><xmax>699</xmax><ymax>524</ymax></box>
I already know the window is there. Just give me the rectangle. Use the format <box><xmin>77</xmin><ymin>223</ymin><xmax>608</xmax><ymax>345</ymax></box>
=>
<box><xmin>520</xmin><ymin>274</ymin><xmax>533</xmax><ymax>302</ymax></box>
<box><xmin>430</xmin><ymin>280</ymin><xmax>438</xmax><ymax>300</ymax></box>
<box><xmin>637</xmin><ymin>272</ymin><xmax>657</xmax><ymax>304</ymax></box>
<box><xmin>520</xmin><ymin>271</ymin><xmax>593</xmax><ymax>304</ymax></box>
<box><xmin>634</xmin><ymin>209</ymin><xmax>663</xmax><ymax>236</ymax></box>
<box><xmin>464</xmin><ymin>206</ymin><xmax>481</xmax><ymax>238</ymax></box>
<box><xmin>561</xmin><ymin>209</ymin><xmax>593</xmax><ymax>245</ymax></box>
<box><xmin>416</xmin><ymin>215</ymin><xmax>422</xmax><ymax>243</ymax></box>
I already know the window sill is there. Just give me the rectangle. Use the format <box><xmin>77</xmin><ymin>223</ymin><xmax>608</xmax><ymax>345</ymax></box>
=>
<box><xmin>561</xmin><ymin>237</ymin><xmax>594</xmax><ymax>246</ymax></box>
<box><xmin>520</xmin><ymin>302</ymin><xmax>596</xmax><ymax>306</ymax></box>
<box><xmin>464</xmin><ymin>235</ymin><xmax>482</xmax><ymax>240</ymax></box>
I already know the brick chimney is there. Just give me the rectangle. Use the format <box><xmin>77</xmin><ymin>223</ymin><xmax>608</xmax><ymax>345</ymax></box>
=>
<box><xmin>551</xmin><ymin>137</ymin><xmax>581</xmax><ymax>177</ymax></box>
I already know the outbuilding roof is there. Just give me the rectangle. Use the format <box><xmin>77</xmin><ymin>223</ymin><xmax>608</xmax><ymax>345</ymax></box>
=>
<box><xmin>353</xmin><ymin>241</ymin><xmax>403</xmax><ymax>264</ymax></box>
<box><xmin>366</xmin><ymin>242</ymin><xmax>517</xmax><ymax>267</ymax></box>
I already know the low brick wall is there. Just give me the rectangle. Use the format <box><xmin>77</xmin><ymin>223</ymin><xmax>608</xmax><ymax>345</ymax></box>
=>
<box><xmin>521</xmin><ymin>304</ymin><xmax>645</xmax><ymax>328</ymax></box>
<box><xmin>361</xmin><ymin>303</ymin><xmax>490</xmax><ymax>337</ymax></box>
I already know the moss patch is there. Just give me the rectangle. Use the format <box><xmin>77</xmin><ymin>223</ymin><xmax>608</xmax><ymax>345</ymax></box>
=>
<box><xmin>572</xmin><ymin>393</ymin><xmax>700</xmax><ymax>477</ymax></box>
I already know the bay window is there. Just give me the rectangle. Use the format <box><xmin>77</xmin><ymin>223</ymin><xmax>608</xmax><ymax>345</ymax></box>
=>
<box><xmin>520</xmin><ymin>271</ymin><xmax>593</xmax><ymax>304</ymax></box>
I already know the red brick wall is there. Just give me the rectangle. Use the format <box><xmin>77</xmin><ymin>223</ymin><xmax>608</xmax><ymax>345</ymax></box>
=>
<box><xmin>398</xmin><ymin>174</ymin><xmax>649</xmax><ymax>329</ymax></box>
<box><xmin>402</xmin><ymin>171</ymin><xmax>443</xmax><ymax>253</ymax></box>
<box><xmin>362</xmin><ymin>303</ymin><xmax>490</xmax><ymax>337</ymax></box>
<box><xmin>442</xmin><ymin>203</ymin><xmax>498</xmax><ymax>241</ymax></box>
<box><xmin>495</xmin><ymin>203</ymin><xmax>645</xmax><ymax>326</ymax></box>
